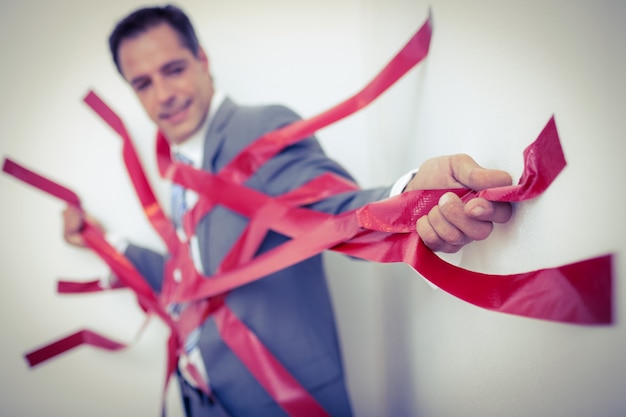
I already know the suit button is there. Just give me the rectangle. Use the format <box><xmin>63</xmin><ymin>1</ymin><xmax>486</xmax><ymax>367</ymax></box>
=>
<box><xmin>173</xmin><ymin>268</ymin><xmax>182</xmax><ymax>283</ymax></box>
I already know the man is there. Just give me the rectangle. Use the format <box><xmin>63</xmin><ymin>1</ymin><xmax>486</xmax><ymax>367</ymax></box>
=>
<box><xmin>63</xmin><ymin>5</ymin><xmax>512</xmax><ymax>416</ymax></box>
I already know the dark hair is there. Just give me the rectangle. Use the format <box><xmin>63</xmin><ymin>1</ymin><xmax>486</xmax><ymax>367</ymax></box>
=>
<box><xmin>108</xmin><ymin>4</ymin><xmax>200</xmax><ymax>74</ymax></box>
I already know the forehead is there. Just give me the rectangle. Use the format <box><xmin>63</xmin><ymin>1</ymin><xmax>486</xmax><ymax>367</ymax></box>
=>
<box><xmin>118</xmin><ymin>23</ymin><xmax>191</xmax><ymax>80</ymax></box>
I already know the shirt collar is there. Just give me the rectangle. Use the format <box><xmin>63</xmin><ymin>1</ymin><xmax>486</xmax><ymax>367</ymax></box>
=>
<box><xmin>171</xmin><ymin>90</ymin><xmax>226</xmax><ymax>167</ymax></box>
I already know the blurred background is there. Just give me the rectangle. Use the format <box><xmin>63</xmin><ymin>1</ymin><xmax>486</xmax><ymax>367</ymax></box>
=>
<box><xmin>1</xmin><ymin>1</ymin><xmax>624</xmax><ymax>416</ymax></box>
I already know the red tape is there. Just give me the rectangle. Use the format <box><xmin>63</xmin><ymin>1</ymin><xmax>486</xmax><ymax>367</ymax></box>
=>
<box><xmin>214</xmin><ymin>306</ymin><xmax>330</xmax><ymax>416</ymax></box>
<box><xmin>2</xmin><ymin>158</ymin><xmax>81</xmax><ymax>206</ymax></box>
<box><xmin>57</xmin><ymin>278</ymin><xmax>125</xmax><ymax>293</ymax></box>
<box><xmin>25</xmin><ymin>329</ymin><xmax>126</xmax><ymax>367</ymax></box>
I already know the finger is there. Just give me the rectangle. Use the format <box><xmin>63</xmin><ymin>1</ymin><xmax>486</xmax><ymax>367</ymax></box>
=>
<box><xmin>417</xmin><ymin>194</ymin><xmax>474</xmax><ymax>251</ymax></box>
<box><xmin>429</xmin><ymin>199</ymin><xmax>472</xmax><ymax>246</ymax></box>
<box><xmin>63</xmin><ymin>206</ymin><xmax>85</xmax><ymax>233</ymax></box>
<box><xmin>451</xmin><ymin>154</ymin><xmax>513</xmax><ymax>191</ymax></box>
<box><xmin>64</xmin><ymin>231</ymin><xmax>86</xmax><ymax>247</ymax></box>
<box><xmin>438</xmin><ymin>192</ymin><xmax>495</xmax><ymax>242</ymax></box>
<box><xmin>416</xmin><ymin>214</ymin><xmax>463</xmax><ymax>253</ymax></box>
<box><xmin>465</xmin><ymin>198</ymin><xmax>513</xmax><ymax>223</ymax></box>
<box><xmin>62</xmin><ymin>206</ymin><xmax>87</xmax><ymax>247</ymax></box>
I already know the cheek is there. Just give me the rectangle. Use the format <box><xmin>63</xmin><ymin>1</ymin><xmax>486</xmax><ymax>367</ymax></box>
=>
<box><xmin>139</xmin><ymin>95</ymin><xmax>159</xmax><ymax>121</ymax></box>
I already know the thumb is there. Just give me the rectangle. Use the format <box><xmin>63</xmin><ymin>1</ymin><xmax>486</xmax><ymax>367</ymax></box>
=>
<box><xmin>452</xmin><ymin>155</ymin><xmax>513</xmax><ymax>191</ymax></box>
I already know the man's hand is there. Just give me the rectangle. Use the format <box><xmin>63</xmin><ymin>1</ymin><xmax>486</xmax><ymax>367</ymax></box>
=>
<box><xmin>62</xmin><ymin>205</ymin><xmax>103</xmax><ymax>248</ymax></box>
<box><xmin>405</xmin><ymin>154</ymin><xmax>513</xmax><ymax>253</ymax></box>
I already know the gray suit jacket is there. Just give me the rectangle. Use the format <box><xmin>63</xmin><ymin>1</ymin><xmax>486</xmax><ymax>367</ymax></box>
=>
<box><xmin>126</xmin><ymin>97</ymin><xmax>390</xmax><ymax>416</ymax></box>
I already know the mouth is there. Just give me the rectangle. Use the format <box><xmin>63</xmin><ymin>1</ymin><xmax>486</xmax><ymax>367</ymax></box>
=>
<box><xmin>159</xmin><ymin>100</ymin><xmax>192</xmax><ymax>124</ymax></box>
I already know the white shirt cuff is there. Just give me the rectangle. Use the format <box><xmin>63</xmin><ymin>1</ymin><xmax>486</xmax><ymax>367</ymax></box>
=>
<box><xmin>389</xmin><ymin>169</ymin><xmax>419</xmax><ymax>197</ymax></box>
<box><xmin>105</xmin><ymin>232</ymin><xmax>129</xmax><ymax>253</ymax></box>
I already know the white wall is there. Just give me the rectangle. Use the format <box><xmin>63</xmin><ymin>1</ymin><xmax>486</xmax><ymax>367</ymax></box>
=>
<box><xmin>0</xmin><ymin>1</ymin><xmax>624</xmax><ymax>416</ymax></box>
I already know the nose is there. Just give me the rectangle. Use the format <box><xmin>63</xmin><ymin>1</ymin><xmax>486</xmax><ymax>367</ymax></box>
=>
<box><xmin>153</xmin><ymin>77</ymin><xmax>175</xmax><ymax>106</ymax></box>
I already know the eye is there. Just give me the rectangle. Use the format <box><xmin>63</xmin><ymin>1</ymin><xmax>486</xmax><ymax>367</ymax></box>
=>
<box><xmin>167</xmin><ymin>65</ymin><xmax>186</xmax><ymax>76</ymax></box>
<box><xmin>131</xmin><ymin>77</ymin><xmax>151</xmax><ymax>92</ymax></box>
<box><xmin>134</xmin><ymin>80</ymin><xmax>151</xmax><ymax>91</ymax></box>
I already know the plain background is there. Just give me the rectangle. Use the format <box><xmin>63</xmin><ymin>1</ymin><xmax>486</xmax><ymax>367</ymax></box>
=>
<box><xmin>1</xmin><ymin>1</ymin><xmax>624</xmax><ymax>416</ymax></box>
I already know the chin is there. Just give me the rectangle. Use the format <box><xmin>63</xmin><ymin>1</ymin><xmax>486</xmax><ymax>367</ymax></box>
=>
<box><xmin>162</xmin><ymin>127</ymin><xmax>189</xmax><ymax>144</ymax></box>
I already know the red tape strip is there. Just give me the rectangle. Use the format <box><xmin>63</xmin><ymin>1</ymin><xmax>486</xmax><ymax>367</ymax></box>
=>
<box><xmin>2</xmin><ymin>158</ymin><xmax>81</xmax><ymax>207</ymax></box>
<box><xmin>25</xmin><ymin>329</ymin><xmax>125</xmax><ymax>367</ymax></box>
<box><xmin>57</xmin><ymin>278</ymin><xmax>125</xmax><ymax>293</ymax></box>
<box><xmin>214</xmin><ymin>306</ymin><xmax>331</xmax><ymax>416</ymax></box>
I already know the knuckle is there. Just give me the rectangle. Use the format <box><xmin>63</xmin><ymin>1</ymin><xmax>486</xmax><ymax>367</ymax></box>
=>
<box><xmin>417</xmin><ymin>217</ymin><xmax>442</xmax><ymax>249</ymax></box>
<box><xmin>439</xmin><ymin>227</ymin><xmax>465</xmax><ymax>246</ymax></box>
<box><xmin>416</xmin><ymin>216</ymin><xmax>432</xmax><ymax>238</ymax></box>
<box><xmin>452</xmin><ymin>153</ymin><xmax>472</xmax><ymax>165</ymax></box>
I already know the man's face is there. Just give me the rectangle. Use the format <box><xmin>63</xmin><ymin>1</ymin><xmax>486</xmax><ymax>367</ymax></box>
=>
<box><xmin>118</xmin><ymin>23</ymin><xmax>213</xmax><ymax>144</ymax></box>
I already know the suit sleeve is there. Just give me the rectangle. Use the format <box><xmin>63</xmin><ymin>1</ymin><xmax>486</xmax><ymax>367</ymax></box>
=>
<box><xmin>124</xmin><ymin>244</ymin><xmax>166</xmax><ymax>293</ymax></box>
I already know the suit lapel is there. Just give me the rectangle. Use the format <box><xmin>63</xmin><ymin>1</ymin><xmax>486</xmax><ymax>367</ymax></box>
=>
<box><xmin>197</xmin><ymin>97</ymin><xmax>237</xmax><ymax>275</ymax></box>
<box><xmin>202</xmin><ymin>97</ymin><xmax>237</xmax><ymax>174</ymax></box>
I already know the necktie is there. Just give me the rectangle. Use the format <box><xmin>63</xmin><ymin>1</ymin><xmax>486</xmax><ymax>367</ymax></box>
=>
<box><xmin>171</xmin><ymin>153</ymin><xmax>192</xmax><ymax>230</ymax></box>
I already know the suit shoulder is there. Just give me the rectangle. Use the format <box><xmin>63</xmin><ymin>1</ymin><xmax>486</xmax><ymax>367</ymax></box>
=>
<box><xmin>233</xmin><ymin>103</ymin><xmax>302</xmax><ymax>130</ymax></box>
<box><xmin>213</xmin><ymin>101</ymin><xmax>307</xmax><ymax>166</ymax></box>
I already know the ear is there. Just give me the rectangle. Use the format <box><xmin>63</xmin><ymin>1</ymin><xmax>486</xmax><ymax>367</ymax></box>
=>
<box><xmin>197</xmin><ymin>47</ymin><xmax>210</xmax><ymax>71</ymax></box>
